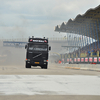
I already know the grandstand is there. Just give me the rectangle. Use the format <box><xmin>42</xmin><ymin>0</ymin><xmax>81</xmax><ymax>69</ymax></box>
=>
<box><xmin>54</xmin><ymin>5</ymin><xmax>100</xmax><ymax>64</ymax></box>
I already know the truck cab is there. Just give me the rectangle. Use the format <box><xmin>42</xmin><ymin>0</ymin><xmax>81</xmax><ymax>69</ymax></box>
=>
<box><xmin>25</xmin><ymin>36</ymin><xmax>51</xmax><ymax>69</ymax></box>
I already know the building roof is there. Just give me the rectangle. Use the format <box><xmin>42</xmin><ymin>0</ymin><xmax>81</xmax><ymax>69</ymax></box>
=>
<box><xmin>54</xmin><ymin>5</ymin><xmax>100</xmax><ymax>40</ymax></box>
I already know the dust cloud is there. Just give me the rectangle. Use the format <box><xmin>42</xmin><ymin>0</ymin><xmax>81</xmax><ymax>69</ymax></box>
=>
<box><xmin>0</xmin><ymin>41</ymin><xmax>26</xmax><ymax>67</ymax></box>
<box><xmin>49</xmin><ymin>40</ymin><xmax>65</xmax><ymax>63</ymax></box>
<box><xmin>0</xmin><ymin>40</ymin><xmax>64</xmax><ymax>67</ymax></box>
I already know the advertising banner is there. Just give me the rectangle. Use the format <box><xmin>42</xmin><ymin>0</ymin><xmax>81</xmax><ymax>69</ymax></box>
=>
<box><xmin>94</xmin><ymin>57</ymin><xmax>97</xmax><ymax>62</ymax></box>
<box><xmin>77</xmin><ymin>58</ymin><xmax>80</xmax><ymax>62</ymax></box>
<box><xmin>67</xmin><ymin>59</ymin><xmax>69</xmax><ymax>62</ymax></box>
<box><xmin>70</xmin><ymin>58</ymin><xmax>72</xmax><ymax>62</ymax></box>
<box><xmin>89</xmin><ymin>57</ymin><xmax>92</xmax><ymax>62</ymax></box>
<box><xmin>74</xmin><ymin>58</ymin><xmax>76</xmax><ymax>62</ymax></box>
<box><xmin>81</xmin><ymin>58</ymin><xmax>84</xmax><ymax>62</ymax></box>
<box><xmin>98</xmin><ymin>57</ymin><xmax>100</xmax><ymax>62</ymax></box>
<box><xmin>85</xmin><ymin>58</ymin><xmax>88</xmax><ymax>62</ymax></box>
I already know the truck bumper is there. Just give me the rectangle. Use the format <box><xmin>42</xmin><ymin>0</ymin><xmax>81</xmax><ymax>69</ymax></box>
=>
<box><xmin>26</xmin><ymin>61</ymin><xmax>47</xmax><ymax>66</ymax></box>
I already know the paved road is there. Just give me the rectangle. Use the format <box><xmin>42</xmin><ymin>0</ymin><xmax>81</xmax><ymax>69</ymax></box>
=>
<box><xmin>0</xmin><ymin>63</ymin><xmax>100</xmax><ymax>100</ymax></box>
<box><xmin>0</xmin><ymin>75</ymin><xmax>100</xmax><ymax>95</ymax></box>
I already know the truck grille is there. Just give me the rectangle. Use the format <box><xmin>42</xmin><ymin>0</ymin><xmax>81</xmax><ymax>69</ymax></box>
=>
<box><xmin>32</xmin><ymin>53</ymin><xmax>42</xmax><ymax>61</ymax></box>
<box><xmin>28</xmin><ymin>52</ymin><xmax>47</xmax><ymax>62</ymax></box>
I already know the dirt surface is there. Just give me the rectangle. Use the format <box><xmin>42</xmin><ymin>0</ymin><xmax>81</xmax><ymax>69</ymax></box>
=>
<box><xmin>0</xmin><ymin>63</ymin><xmax>100</xmax><ymax>75</ymax></box>
<box><xmin>0</xmin><ymin>95</ymin><xmax>100</xmax><ymax>100</ymax></box>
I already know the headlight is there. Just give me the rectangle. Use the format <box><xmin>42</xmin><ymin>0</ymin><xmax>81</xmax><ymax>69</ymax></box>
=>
<box><xmin>27</xmin><ymin>59</ymin><xmax>30</xmax><ymax>61</ymax></box>
<box><xmin>44</xmin><ymin>60</ymin><xmax>47</xmax><ymax>62</ymax></box>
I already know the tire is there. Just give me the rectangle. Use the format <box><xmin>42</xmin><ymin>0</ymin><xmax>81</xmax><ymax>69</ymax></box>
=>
<box><xmin>26</xmin><ymin>63</ymin><xmax>31</xmax><ymax>68</ymax></box>
<box><xmin>44</xmin><ymin>64</ymin><xmax>47</xmax><ymax>69</ymax></box>
<box><xmin>41</xmin><ymin>64</ymin><xmax>47</xmax><ymax>69</ymax></box>
<box><xmin>41</xmin><ymin>66</ymin><xmax>44</xmax><ymax>69</ymax></box>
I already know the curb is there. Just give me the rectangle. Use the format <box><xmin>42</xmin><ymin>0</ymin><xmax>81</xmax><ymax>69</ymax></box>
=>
<box><xmin>52</xmin><ymin>63</ymin><xmax>100</xmax><ymax>72</ymax></box>
<box><xmin>65</xmin><ymin>66</ymin><xmax>100</xmax><ymax>72</ymax></box>
<box><xmin>65</xmin><ymin>67</ymin><xmax>80</xmax><ymax>70</ymax></box>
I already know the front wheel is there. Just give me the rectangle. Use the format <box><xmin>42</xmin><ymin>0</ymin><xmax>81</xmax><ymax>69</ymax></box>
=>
<box><xmin>44</xmin><ymin>64</ymin><xmax>47</xmax><ymax>69</ymax></box>
<box><xmin>41</xmin><ymin>66</ymin><xmax>44</xmax><ymax>69</ymax></box>
<box><xmin>41</xmin><ymin>64</ymin><xmax>48</xmax><ymax>69</ymax></box>
<box><xmin>26</xmin><ymin>63</ymin><xmax>31</xmax><ymax>68</ymax></box>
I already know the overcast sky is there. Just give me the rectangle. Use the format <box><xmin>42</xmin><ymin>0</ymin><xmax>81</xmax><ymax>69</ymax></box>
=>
<box><xmin>0</xmin><ymin>0</ymin><xmax>100</xmax><ymax>39</ymax></box>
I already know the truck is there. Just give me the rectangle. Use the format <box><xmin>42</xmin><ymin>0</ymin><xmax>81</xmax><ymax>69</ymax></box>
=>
<box><xmin>25</xmin><ymin>36</ymin><xmax>51</xmax><ymax>69</ymax></box>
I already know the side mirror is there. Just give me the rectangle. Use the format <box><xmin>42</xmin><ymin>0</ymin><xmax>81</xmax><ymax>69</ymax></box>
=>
<box><xmin>25</xmin><ymin>45</ymin><xmax>27</xmax><ymax>49</ymax></box>
<box><xmin>49</xmin><ymin>46</ymin><xmax>51</xmax><ymax>50</ymax></box>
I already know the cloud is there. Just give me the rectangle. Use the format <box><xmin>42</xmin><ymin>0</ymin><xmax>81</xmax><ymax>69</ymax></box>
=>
<box><xmin>0</xmin><ymin>0</ymin><xmax>100</xmax><ymax>39</ymax></box>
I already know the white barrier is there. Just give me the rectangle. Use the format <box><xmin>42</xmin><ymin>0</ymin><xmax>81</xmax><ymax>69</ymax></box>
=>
<box><xmin>81</xmin><ymin>58</ymin><xmax>84</xmax><ymax>62</ymax></box>
<box><xmin>89</xmin><ymin>57</ymin><xmax>92</xmax><ymax>62</ymax></box>
<box><xmin>94</xmin><ymin>57</ymin><xmax>97</xmax><ymax>62</ymax></box>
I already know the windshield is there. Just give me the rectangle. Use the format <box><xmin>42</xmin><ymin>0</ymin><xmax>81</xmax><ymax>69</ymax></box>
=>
<box><xmin>28</xmin><ymin>44</ymin><xmax>47</xmax><ymax>51</ymax></box>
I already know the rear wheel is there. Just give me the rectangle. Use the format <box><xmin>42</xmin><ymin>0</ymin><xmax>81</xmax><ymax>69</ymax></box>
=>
<box><xmin>26</xmin><ymin>63</ymin><xmax>31</xmax><ymax>68</ymax></box>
